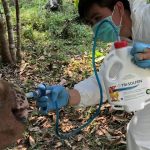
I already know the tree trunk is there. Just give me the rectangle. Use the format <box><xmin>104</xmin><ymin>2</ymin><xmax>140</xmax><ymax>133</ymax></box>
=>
<box><xmin>2</xmin><ymin>0</ymin><xmax>16</xmax><ymax>63</ymax></box>
<box><xmin>15</xmin><ymin>0</ymin><xmax>21</xmax><ymax>61</ymax></box>
<box><xmin>0</xmin><ymin>16</ymin><xmax>13</xmax><ymax>64</ymax></box>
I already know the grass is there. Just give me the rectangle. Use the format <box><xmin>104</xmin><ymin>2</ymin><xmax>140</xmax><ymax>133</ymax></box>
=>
<box><xmin>19</xmin><ymin>0</ymin><xmax>94</xmax><ymax>61</ymax></box>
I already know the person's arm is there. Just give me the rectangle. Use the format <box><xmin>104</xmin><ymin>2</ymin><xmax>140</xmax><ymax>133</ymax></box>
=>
<box><xmin>70</xmin><ymin>66</ymin><xmax>107</xmax><ymax>107</ymax></box>
<box><xmin>68</xmin><ymin>89</ymin><xmax>81</xmax><ymax>105</ymax></box>
<box><xmin>36</xmin><ymin>66</ymin><xmax>108</xmax><ymax>113</ymax></box>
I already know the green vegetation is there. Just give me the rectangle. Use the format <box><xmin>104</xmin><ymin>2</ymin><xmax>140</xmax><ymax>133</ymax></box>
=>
<box><xmin>20</xmin><ymin>0</ymin><xmax>94</xmax><ymax>61</ymax></box>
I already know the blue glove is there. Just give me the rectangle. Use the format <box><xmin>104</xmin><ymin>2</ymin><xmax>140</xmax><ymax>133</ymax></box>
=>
<box><xmin>131</xmin><ymin>42</ymin><xmax>150</xmax><ymax>68</ymax></box>
<box><xmin>36</xmin><ymin>84</ymin><xmax>69</xmax><ymax>114</ymax></box>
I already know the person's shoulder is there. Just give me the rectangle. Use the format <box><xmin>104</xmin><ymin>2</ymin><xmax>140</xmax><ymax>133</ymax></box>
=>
<box><xmin>128</xmin><ymin>0</ymin><xmax>148</xmax><ymax>10</ymax></box>
<box><xmin>129</xmin><ymin>0</ymin><xmax>149</xmax><ymax>20</ymax></box>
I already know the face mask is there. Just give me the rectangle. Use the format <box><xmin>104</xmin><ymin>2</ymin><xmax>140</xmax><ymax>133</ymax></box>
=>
<box><xmin>92</xmin><ymin>10</ymin><xmax>122</xmax><ymax>43</ymax></box>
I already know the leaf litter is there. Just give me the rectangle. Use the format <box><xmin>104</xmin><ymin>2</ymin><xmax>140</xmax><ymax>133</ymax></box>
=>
<box><xmin>1</xmin><ymin>50</ymin><xmax>133</xmax><ymax>150</ymax></box>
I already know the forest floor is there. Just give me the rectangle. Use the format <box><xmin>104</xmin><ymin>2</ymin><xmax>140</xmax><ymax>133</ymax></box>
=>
<box><xmin>3</xmin><ymin>1</ymin><xmax>132</xmax><ymax>150</ymax></box>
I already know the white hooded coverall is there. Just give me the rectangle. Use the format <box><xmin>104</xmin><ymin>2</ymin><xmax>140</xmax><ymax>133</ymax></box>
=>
<box><xmin>74</xmin><ymin>0</ymin><xmax>150</xmax><ymax>149</ymax></box>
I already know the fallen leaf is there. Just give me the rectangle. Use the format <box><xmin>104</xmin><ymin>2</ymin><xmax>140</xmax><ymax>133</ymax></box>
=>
<box><xmin>64</xmin><ymin>140</ymin><xmax>72</xmax><ymax>148</ymax></box>
<box><xmin>59</xmin><ymin>79</ymin><xmax>67</xmax><ymax>85</ymax></box>
<box><xmin>55</xmin><ymin>142</ymin><xmax>62</xmax><ymax>148</ymax></box>
<box><xmin>113</xmin><ymin>116</ymin><xmax>128</xmax><ymax>122</ymax></box>
<box><xmin>77</xmin><ymin>134</ymin><xmax>84</xmax><ymax>142</ymax></box>
<box><xmin>95</xmin><ymin>138</ymin><xmax>102</xmax><ymax>146</ymax></box>
<box><xmin>20</xmin><ymin>63</ymin><xmax>28</xmax><ymax>75</ymax></box>
<box><xmin>28</xmin><ymin>126</ymin><xmax>42</xmax><ymax>132</ymax></box>
<box><xmin>38</xmin><ymin>56</ymin><xmax>45</xmax><ymax>60</ymax></box>
<box><xmin>96</xmin><ymin>129</ymin><xmax>104</xmax><ymax>136</ymax></box>
<box><xmin>29</xmin><ymin>136</ymin><xmax>36</xmax><ymax>147</ymax></box>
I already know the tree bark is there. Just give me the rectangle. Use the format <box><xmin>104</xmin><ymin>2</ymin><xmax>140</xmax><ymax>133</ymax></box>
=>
<box><xmin>0</xmin><ymin>16</ymin><xmax>13</xmax><ymax>64</ymax></box>
<box><xmin>2</xmin><ymin>0</ymin><xmax>16</xmax><ymax>62</ymax></box>
<box><xmin>15</xmin><ymin>0</ymin><xmax>21</xmax><ymax>61</ymax></box>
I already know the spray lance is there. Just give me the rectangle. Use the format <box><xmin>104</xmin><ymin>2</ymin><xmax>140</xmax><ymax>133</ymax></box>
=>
<box><xmin>26</xmin><ymin>20</ymin><xmax>150</xmax><ymax>139</ymax></box>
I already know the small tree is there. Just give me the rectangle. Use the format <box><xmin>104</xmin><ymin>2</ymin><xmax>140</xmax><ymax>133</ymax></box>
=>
<box><xmin>15</xmin><ymin>0</ymin><xmax>21</xmax><ymax>60</ymax></box>
<box><xmin>0</xmin><ymin>0</ymin><xmax>21</xmax><ymax>64</ymax></box>
<box><xmin>2</xmin><ymin>0</ymin><xmax>16</xmax><ymax>62</ymax></box>
<box><xmin>0</xmin><ymin>14</ymin><xmax>13</xmax><ymax>63</ymax></box>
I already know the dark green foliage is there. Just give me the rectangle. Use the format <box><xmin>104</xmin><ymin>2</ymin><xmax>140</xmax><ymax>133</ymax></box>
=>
<box><xmin>20</xmin><ymin>0</ymin><xmax>94</xmax><ymax>61</ymax></box>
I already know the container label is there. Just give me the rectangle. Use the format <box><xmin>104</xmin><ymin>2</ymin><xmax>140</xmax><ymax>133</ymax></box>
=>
<box><xmin>108</xmin><ymin>78</ymin><xmax>150</xmax><ymax>102</ymax></box>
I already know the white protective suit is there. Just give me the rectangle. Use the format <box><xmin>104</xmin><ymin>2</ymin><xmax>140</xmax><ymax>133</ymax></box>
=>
<box><xmin>74</xmin><ymin>0</ymin><xmax>150</xmax><ymax>150</ymax></box>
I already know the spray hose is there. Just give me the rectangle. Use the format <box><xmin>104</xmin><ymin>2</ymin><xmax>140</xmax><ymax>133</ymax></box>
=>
<box><xmin>26</xmin><ymin>20</ymin><xmax>120</xmax><ymax>139</ymax></box>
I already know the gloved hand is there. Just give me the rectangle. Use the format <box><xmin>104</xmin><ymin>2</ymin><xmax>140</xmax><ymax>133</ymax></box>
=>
<box><xmin>131</xmin><ymin>42</ymin><xmax>150</xmax><ymax>68</ymax></box>
<box><xmin>36</xmin><ymin>84</ymin><xmax>69</xmax><ymax>114</ymax></box>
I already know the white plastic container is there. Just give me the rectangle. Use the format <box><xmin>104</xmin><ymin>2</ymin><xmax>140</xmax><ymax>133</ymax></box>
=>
<box><xmin>103</xmin><ymin>41</ymin><xmax>150</xmax><ymax>112</ymax></box>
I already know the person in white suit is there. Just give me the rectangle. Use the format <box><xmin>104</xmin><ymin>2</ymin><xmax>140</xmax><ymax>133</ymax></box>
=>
<box><xmin>76</xmin><ymin>1</ymin><xmax>150</xmax><ymax>149</ymax></box>
<box><xmin>37</xmin><ymin>0</ymin><xmax>150</xmax><ymax>149</ymax></box>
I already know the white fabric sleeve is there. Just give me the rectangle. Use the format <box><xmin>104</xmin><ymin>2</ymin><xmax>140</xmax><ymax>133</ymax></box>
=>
<box><xmin>128</xmin><ymin>0</ymin><xmax>150</xmax><ymax>43</ymax></box>
<box><xmin>128</xmin><ymin>0</ymin><xmax>147</xmax><ymax>10</ymax></box>
<box><xmin>139</xmin><ymin>1</ymin><xmax>150</xmax><ymax>43</ymax></box>
<box><xmin>74</xmin><ymin>65</ymin><xmax>107</xmax><ymax>107</ymax></box>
